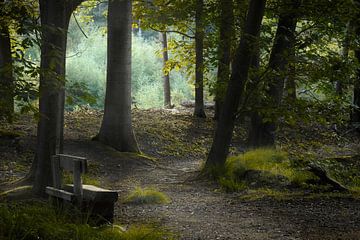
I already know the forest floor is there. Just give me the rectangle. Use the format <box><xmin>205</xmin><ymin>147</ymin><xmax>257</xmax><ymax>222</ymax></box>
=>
<box><xmin>1</xmin><ymin>108</ymin><xmax>360</xmax><ymax>239</ymax></box>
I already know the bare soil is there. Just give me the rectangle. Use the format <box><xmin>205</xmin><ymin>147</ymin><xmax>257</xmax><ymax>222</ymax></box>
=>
<box><xmin>1</xmin><ymin>108</ymin><xmax>360</xmax><ymax>239</ymax></box>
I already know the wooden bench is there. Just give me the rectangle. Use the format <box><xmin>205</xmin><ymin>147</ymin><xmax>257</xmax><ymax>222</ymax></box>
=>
<box><xmin>45</xmin><ymin>154</ymin><xmax>118</xmax><ymax>224</ymax></box>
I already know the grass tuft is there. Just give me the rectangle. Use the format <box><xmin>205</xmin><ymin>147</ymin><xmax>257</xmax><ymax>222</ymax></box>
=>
<box><xmin>124</xmin><ymin>187</ymin><xmax>171</xmax><ymax>205</ymax></box>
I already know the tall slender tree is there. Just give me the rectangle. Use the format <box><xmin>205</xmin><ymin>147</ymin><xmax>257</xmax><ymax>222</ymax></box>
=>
<box><xmin>97</xmin><ymin>0</ymin><xmax>140</xmax><ymax>152</ymax></box>
<box><xmin>161</xmin><ymin>32</ymin><xmax>172</xmax><ymax>109</ymax></box>
<box><xmin>32</xmin><ymin>0</ymin><xmax>83</xmax><ymax>196</ymax></box>
<box><xmin>205</xmin><ymin>0</ymin><xmax>266</xmax><ymax>170</ymax></box>
<box><xmin>194</xmin><ymin>0</ymin><xmax>206</xmax><ymax>118</ymax></box>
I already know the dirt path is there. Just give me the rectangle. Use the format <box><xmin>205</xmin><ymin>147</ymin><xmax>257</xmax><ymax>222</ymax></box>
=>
<box><xmin>65</xmin><ymin>139</ymin><xmax>360</xmax><ymax>240</ymax></box>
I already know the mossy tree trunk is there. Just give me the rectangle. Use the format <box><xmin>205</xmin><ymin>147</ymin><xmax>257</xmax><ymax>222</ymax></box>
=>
<box><xmin>98</xmin><ymin>0</ymin><xmax>140</xmax><ymax>152</ymax></box>
<box><xmin>205</xmin><ymin>0</ymin><xmax>266</xmax><ymax>170</ymax></box>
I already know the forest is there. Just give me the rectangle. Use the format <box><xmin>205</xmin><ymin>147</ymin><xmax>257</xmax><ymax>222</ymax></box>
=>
<box><xmin>0</xmin><ymin>0</ymin><xmax>360</xmax><ymax>239</ymax></box>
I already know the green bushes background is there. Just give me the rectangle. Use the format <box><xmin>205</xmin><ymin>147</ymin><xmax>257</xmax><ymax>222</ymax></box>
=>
<box><xmin>65</xmin><ymin>19</ymin><xmax>192</xmax><ymax>110</ymax></box>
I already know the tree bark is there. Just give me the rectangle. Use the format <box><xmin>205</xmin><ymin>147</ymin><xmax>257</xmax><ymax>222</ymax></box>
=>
<box><xmin>248</xmin><ymin>1</ymin><xmax>299</xmax><ymax>147</ymax></box>
<box><xmin>32</xmin><ymin>0</ymin><xmax>83</xmax><ymax>196</ymax></box>
<box><xmin>336</xmin><ymin>21</ymin><xmax>351</xmax><ymax>96</ymax></box>
<box><xmin>205</xmin><ymin>0</ymin><xmax>266</xmax><ymax>169</ymax></box>
<box><xmin>353</xmin><ymin>48</ymin><xmax>360</xmax><ymax>124</ymax></box>
<box><xmin>98</xmin><ymin>0</ymin><xmax>140</xmax><ymax>152</ymax></box>
<box><xmin>194</xmin><ymin>0</ymin><xmax>206</xmax><ymax>118</ymax></box>
<box><xmin>161</xmin><ymin>32</ymin><xmax>172</xmax><ymax>109</ymax></box>
<box><xmin>214</xmin><ymin>0</ymin><xmax>234</xmax><ymax>120</ymax></box>
<box><xmin>0</xmin><ymin>21</ymin><xmax>14</xmax><ymax>121</ymax></box>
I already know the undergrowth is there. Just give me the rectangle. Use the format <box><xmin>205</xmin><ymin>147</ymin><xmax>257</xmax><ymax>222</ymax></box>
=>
<box><xmin>124</xmin><ymin>187</ymin><xmax>170</xmax><ymax>204</ymax></box>
<box><xmin>0</xmin><ymin>201</ymin><xmax>176</xmax><ymax>240</ymax></box>
<box><xmin>219</xmin><ymin>148</ymin><xmax>316</xmax><ymax>192</ymax></box>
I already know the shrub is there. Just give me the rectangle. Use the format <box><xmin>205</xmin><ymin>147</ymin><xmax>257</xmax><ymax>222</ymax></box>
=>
<box><xmin>220</xmin><ymin>148</ymin><xmax>315</xmax><ymax>191</ymax></box>
<box><xmin>124</xmin><ymin>187</ymin><xmax>171</xmax><ymax>204</ymax></box>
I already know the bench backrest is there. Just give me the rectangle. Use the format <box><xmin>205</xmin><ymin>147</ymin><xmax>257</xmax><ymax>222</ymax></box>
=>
<box><xmin>51</xmin><ymin>154</ymin><xmax>87</xmax><ymax>197</ymax></box>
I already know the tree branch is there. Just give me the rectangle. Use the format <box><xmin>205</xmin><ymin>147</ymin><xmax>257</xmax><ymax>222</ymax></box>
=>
<box><xmin>73</xmin><ymin>12</ymin><xmax>88</xmax><ymax>39</ymax></box>
<box><xmin>149</xmin><ymin>26</ymin><xmax>195</xmax><ymax>39</ymax></box>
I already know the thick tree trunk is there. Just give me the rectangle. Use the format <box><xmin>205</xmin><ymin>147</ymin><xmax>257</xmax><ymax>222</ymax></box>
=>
<box><xmin>32</xmin><ymin>0</ymin><xmax>83</xmax><ymax>196</ymax></box>
<box><xmin>249</xmin><ymin>1</ymin><xmax>299</xmax><ymax>147</ymax></box>
<box><xmin>205</xmin><ymin>0</ymin><xmax>266</xmax><ymax>169</ymax></box>
<box><xmin>0</xmin><ymin>23</ymin><xmax>14</xmax><ymax>121</ymax></box>
<box><xmin>98</xmin><ymin>0</ymin><xmax>139</xmax><ymax>152</ymax></box>
<box><xmin>214</xmin><ymin>0</ymin><xmax>234</xmax><ymax>120</ymax></box>
<box><xmin>161</xmin><ymin>32</ymin><xmax>172</xmax><ymax>109</ymax></box>
<box><xmin>194</xmin><ymin>0</ymin><xmax>206</xmax><ymax>118</ymax></box>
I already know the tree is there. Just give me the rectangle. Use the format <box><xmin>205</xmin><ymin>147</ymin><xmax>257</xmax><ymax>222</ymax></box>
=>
<box><xmin>247</xmin><ymin>0</ymin><xmax>299</xmax><ymax>147</ymax></box>
<box><xmin>32</xmin><ymin>0</ymin><xmax>83</xmax><ymax>196</ymax></box>
<box><xmin>214</xmin><ymin>0</ymin><xmax>234</xmax><ymax>120</ymax></box>
<box><xmin>97</xmin><ymin>0</ymin><xmax>140</xmax><ymax>152</ymax></box>
<box><xmin>0</xmin><ymin>11</ymin><xmax>14</xmax><ymax>121</ymax></box>
<box><xmin>160</xmin><ymin>32</ymin><xmax>172</xmax><ymax>109</ymax></box>
<box><xmin>352</xmin><ymin>5</ymin><xmax>360</xmax><ymax>125</ymax></box>
<box><xmin>205</xmin><ymin>0</ymin><xmax>266</xmax><ymax>170</ymax></box>
<box><xmin>194</xmin><ymin>0</ymin><xmax>206</xmax><ymax>118</ymax></box>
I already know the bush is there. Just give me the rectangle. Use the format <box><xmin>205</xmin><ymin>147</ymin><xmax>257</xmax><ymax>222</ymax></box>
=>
<box><xmin>220</xmin><ymin>148</ymin><xmax>315</xmax><ymax>192</ymax></box>
<box><xmin>124</xmin><ymin>187</ymin><xmax>171</xmax><ymax>204</ymax></box>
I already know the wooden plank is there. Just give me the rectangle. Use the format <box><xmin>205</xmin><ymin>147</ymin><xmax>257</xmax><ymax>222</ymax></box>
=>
<box><xmin>51</xmin><ymin>155</ymin><xmax>62</xmax><ymax>188</ymax></box>
<box><xmin>63</xmin><ymin>184</ymin><xmax>118</xmax><ymax>202</ymax></box>
<box><xmin>45</xmin><ymin>186</ymin><xmax>75</xmax><ymax>202</ymax></box>
<box><xmin>58</xmin><ymin>154</ymin><xmax>87</xmax><ymax>173</ymax></box>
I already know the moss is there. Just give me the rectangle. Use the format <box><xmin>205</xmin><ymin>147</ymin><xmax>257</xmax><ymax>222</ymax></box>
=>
<box><xmin>124</xmin><ymin>187</ymin><xmax>171</xmax><ymax>205</ymax></box>
<box><xmin>219</xmin><ymin>148</ymin><xmax>317</xmax><ymax>192</ymax></box>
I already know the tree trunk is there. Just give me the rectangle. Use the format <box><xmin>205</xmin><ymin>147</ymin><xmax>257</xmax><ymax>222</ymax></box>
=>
<box><xmin>249</xmin><ymin>1</ymin><xmax>299</xmax><ymax>147</ymax></box>
<box><xmin>353</xmin><ymin>49</ymin><xmax>360</xmax><ymax>124</ymax></box>
<box><xmin>214</xmin><ymin>0</ymin><xmax>234</xmax><ymax>120</ymax></box>
<box><xmin>205</xmin><ymin>0</ymin><xmax>266</xmax><ymax>169</ymax></box>
<box><xmin>32</xmin><ymin>0</ymin><xmax>83</xmax><ymax>196</ymax></box>
<box><xmin>336</xmin><ymin>21</ymin><xmax>351</xmax><ymax>96</ymax></box>
<box><xmin>161</xmin><ymin>32</ymin><xmax>172</xmax><ymax>109</ymax></box>
<box><xmin>0</xmin><ymin>22</ymin><xmax>14</xmax><ymax>121</ymax></box>
<box><xmin>98</xmin><ymin>0</ymin><xmax>140</xmax><ymax>152</ymax></box>
<box><xmin>194</xmin><ymin>0</ymin><xmax>206</xmax><ymax>118</ymax></box>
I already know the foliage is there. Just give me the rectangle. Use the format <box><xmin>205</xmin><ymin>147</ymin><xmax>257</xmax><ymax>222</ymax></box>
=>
<box><xmin>124</xmin><ymin>187</ymin><xmax>170</xmax><ymax>205</ymax></box>
<box><xmin>0</xmin><ymin>201</ymin><xmax>175</xmax><ymax>240</ymax></box>
<box><xmin>65</xmin><ymin>16</ymin><xmax>192</xmax><ymax>109</ymax></box>
<box><xmin>219</xmin><ymin>148</ymin><xmax>316</xmax><ymax>192</ymax></box>
<box><xmin>0</xmin><ymin>0</ymin><xmax>40</xmax><ymax>120</ymax></box>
